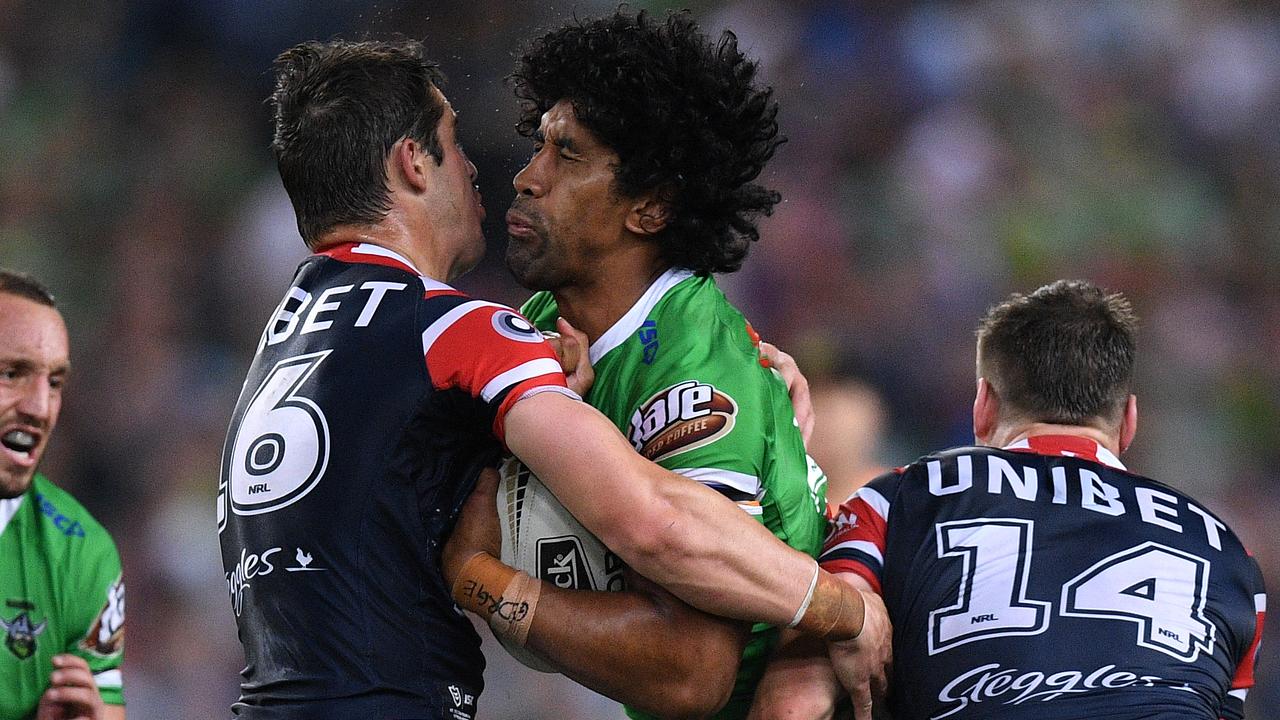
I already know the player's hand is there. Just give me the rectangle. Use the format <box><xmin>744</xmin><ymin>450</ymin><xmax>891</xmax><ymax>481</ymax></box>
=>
<box><xmin>36</xmin><ymin>654</ymin><xmax>107</xmax><ymax>720</ymax></box>
<box><xmin>442</xmin><ymin>467</ymin><xmax>503</xmax><ymax>585</ymax></box>
<box><xmin>546</xmin><ymin>317</ymin><xmax>594</xmax><ymax>396</ymax></box>
<box><xmin>759</xmin><ymin>341</ymin><xmax>815</xmax><ymax>444</ymax></box>
<box><xmin>827</xmin><ymin>586</ymin><xmax>891</xmax><ymax>720</ymax></box>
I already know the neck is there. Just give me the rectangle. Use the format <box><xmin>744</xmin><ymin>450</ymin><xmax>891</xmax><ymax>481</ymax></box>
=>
<box><xmin>552</xmin><ymin>252</ymin><xmax>669</xmax><ymax>344</ymax></box>
<box><xmin>987</xmin><ymin>422</ymin><xmax>1121</xmax><ymax>456</ymax></box>
<box><xmin>314</xmin><ymin>208</ymin><xmax>456</xmax><ymax>282</ymax></box>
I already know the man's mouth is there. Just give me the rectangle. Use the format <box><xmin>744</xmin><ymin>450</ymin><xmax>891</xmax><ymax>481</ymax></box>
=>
<box><xmin>506</xmin><ymin>209</ymin><xmax>540</xmax><ymax>240</ymax></box>
<box><xmin>1</xmin><ymin>429</ymin><xmax>38</xmax><ymax>458</ymax></box>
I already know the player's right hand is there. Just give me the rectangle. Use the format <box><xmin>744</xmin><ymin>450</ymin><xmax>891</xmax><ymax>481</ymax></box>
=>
<box><xmin>827</xmin><ymin>583</ymin><xmax>891</xmax><ymax>720</ymax></box>
<box><xmin>442</xmin><ymin>467</ymin><xmax>503</xmax><ymax>586</ymax></box>
<box><xmin>36</xmin><ymin>654</ymin><xmax>107</xmax><ymax>720</ymax></box>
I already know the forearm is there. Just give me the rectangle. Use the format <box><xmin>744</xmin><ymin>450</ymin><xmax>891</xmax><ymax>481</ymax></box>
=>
<box><xmin>506</xmin><ymin>394</ymin><xmax>863</xmax><ymax>636</ymax></box>
<box><xmin>525</xmin><ymin>572</ymin><xmax>747</xmax><ymax>718</ymax></box>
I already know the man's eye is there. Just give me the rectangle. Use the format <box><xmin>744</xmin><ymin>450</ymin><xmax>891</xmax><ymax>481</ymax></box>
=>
<box><xmin>0</xmin><ymin>369</ymin><xmax>16</xmax><ymax>381</ymax></box>
<box><xmin>49</xmin><ymin>376</ymin><xmax>65</xmax><ymax>390</ymax></box>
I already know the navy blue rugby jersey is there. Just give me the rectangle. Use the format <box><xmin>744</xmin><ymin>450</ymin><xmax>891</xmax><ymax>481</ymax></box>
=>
<box><xmin>822</xmin><ymin>435</ymin><xmax>1265</xmax><ymax>720</ymax></box>
<box><xmin>217</xmin><ymin>242</ymin><xmax>574</xmax><ymax>719</ymax></box>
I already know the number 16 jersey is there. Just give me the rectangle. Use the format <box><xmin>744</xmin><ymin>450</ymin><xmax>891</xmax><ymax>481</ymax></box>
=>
<box><xmin>821</xmin><ymin>436</ymin><xmax>1265</xmax><ymax>720</ymax></box>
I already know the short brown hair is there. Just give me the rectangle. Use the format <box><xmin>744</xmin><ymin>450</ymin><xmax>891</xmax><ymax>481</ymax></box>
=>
<box><xmin>976</xmin><ymin>280</ymin><xmax>1137</xmax><ymax>426</ymax></box>
<box><xmin>0</xmin><ymin>269</ymin><xmax>57</xmax><ymax>309</ymax></box>
<box><xmin>271</xmin><ymin>39</ymin><xmax>447</xmax><ymax>247</ymax></box>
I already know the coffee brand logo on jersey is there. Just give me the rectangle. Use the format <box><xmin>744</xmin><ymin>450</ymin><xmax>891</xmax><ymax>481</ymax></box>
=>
<box><xmin>1</xmin><ymin>600</ymin><xmax>46</xmax><ymax>660</ymax></box>
<box><xmin>628</xmin><ymin>381</ymin><xmax>737</xmax><ymax>462</ymax></box>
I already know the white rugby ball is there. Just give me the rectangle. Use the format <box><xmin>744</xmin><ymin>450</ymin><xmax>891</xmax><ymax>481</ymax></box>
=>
<box><xmin>496</xmin><ymin>455</ymin><xmax>627</xmax><ymax>672</ymax></box>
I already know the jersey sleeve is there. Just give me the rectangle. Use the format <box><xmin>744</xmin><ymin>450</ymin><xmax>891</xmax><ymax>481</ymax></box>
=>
<box><xmin>819</xmin><ymin>470</ymin><xmax>901</xmax><ymax>595</ymax></box>
<box><xmin>1222</xmin><ymin>556</ymin><xmax>1266</xmax><ymax>720</ymax></box>
<box><xmin>68</xmin><ymin>532</ymin><xmax>125</xmax><ymax>705</ymax></box>
<box><xmin>420</xmin><ymin>295</ymin><xmax>576</xmax><ymax>442</ymax></box>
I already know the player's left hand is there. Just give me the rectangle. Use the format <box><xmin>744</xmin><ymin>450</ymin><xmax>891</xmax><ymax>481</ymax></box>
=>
<box><xmin>442</xmin><ymin>467</ymin><xmax>502</xmax><ymax>586</ymax></box>
<box><xmin>759</xmin><ymin>341</ymin><xmax>815</xmax><ymax>444</ymax></box>
<box><xmin>36</xmin><ymin>654</ymin><xmax>107</xmax><ymax>720</ymax></box>
<box><xmin>827</xmin><ymin>584</ymin><xmax>891</xmax><ymax>720</ymax></box>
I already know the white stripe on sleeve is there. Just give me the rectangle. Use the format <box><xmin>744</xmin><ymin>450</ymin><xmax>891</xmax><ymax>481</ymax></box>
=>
<box><xmin>480</xmin><ymin>358</ymin><xmax>564</xmax><ymax>402</ymax></box>
<box><xmin>420</xmin><ymin>300</ymin><xmax>504</xmax><ymax>355</ymax></box>
<box><xmin>94</xmin><ymin>669</ymin><xmax>123</xmax><ymax>689</ymax></box>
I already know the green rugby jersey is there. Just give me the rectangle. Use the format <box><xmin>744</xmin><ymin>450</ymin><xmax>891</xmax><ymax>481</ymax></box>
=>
<box><xmin>0</xmin><ymin>474</ymin><xmax>124</xmax><ymax>719</ymax></box>
<box><xmin>523</xmin><ymin>268</ymin><xmax>828</xmax><ymax>719</ymax></box>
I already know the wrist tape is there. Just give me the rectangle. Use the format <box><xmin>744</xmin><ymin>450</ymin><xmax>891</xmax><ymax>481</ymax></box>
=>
<box><xmin>792</xmin><ymin>569</ymin><xmax>866</xmax><ymax>641</ymax></box>
<box><xmin>451</xmin><ymin>553</ymin><xmax>542</xmax><ymax>647</ymax></box>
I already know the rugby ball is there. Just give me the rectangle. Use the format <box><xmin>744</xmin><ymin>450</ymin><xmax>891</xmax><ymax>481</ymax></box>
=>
<box><xmin>496</xmin><ymin>455</ymin><xmax>627</xmax><ymax>672</ymax></box>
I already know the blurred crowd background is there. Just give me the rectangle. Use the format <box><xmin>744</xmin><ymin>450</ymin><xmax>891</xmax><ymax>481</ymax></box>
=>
<box><xmin>2</xmin><ymin>0</ymin><xmax>1277</xmax><ymax>717</ymax></box>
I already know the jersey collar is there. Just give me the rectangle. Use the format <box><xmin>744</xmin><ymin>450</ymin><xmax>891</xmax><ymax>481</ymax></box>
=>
<box><xmin>0</xmin><ymin>494</ymin><xmax>24</xmax><ymax>537</ymax></box>
<box><xmin>317</xmin><ymin>242</ymin><xmax>454</xmax><ymax>293</ymax></box>
<box><xmin>588</xmin><ymin>268</ymin><xmax>694</xmax><ymax>365</ymax></box>
<box><xmin>1003</xmin><ymin>434</ymin><xmax>1126</xmax><ymax>471</ymax></box>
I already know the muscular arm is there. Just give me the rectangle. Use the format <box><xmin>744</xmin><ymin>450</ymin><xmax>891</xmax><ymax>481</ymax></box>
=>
<box><xmin>504</xmin><ymin>392</ymin><xmax>860</xmax><ymax>633</ymax></box>
<box><xmin>526</xmin><ymin>568</ymin><xmax>750</xmax><ymax>718</ymax></box>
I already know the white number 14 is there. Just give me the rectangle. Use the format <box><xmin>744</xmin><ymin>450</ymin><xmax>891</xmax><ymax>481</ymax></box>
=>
<box><xmin>930</xmin><ymin>519</ymin><xmax>1215</xmax><ymax>662</ymax></box>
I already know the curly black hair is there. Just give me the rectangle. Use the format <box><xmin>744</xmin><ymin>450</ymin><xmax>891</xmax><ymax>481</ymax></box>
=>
<box><xmin>512</xmin><ymin>9</ymin><xmax>784</xmax><ymax>275</ymax></box>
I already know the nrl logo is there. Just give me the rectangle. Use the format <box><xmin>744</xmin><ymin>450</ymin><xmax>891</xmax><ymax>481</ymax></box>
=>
<box><xmin>628</xmin><ymin>381</ymin><xmax>737</xmax><ymax>462</ymax></box>
<box><xmin>2</xmin><ymin>602</ymin><xmax>47</xmax><ymax>660</ymax></box>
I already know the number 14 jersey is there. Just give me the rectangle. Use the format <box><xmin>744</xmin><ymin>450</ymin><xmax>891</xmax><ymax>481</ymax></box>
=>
<box><xmin>821</xmin><ymin>436</ymin><xmax>1265</xmax><ymax>720</ymax></box>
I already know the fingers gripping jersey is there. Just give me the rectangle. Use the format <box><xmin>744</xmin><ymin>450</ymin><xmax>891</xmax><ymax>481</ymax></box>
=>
<box><xmin>821</xmin><ymin>437</ymin><xmax>1266</xmax><ymax>720</ymax></box>
<box><xmin>217</xmin><ymin>243</ymin><xmax>571</xmax><ymax>719</ymax></box>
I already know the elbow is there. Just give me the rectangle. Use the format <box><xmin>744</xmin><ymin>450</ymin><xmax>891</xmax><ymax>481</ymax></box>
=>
<box><xmin>601</xmin><ymin>496</ymin><xmax>694</xmax><ymax>574</ymax></box>
<box><xmin>655</xmin><ymin>662</ymin><xmax>736</xmax><ymax>720</ymax></box>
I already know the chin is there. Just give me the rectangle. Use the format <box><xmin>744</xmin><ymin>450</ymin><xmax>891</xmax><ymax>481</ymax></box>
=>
<box><xmin>0</xmin><ymin>472</ymin><xmax>34</xmax><ymax>500</ymax></box>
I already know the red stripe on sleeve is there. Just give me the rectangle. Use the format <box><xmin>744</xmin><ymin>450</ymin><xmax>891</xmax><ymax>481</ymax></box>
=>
<box><xmin>1232</xmin><ymin>607</ymin><xmax>1265</xmax><ymax>689</ymax></box>
<box><xmin>423</xmin><ymin>303</ymin><xmax>568</xmax><ymax>442</ymax></box>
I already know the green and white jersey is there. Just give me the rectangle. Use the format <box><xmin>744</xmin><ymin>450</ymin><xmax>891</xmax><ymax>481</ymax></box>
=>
<box><xmin>0</xmin><ymin>474</ymin><xmax>124</xmax><ymax>719</ymax></box>
<box><xmin>523</xmin><ymin>269</ymin><xmax>828</xmax><ymax>720</ymax></box>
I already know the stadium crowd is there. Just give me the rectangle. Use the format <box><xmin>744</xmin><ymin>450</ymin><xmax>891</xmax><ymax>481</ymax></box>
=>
<box><xmin>0</xmin><ymin>0</ymin><xmax>1276</xmax><ymax>717</ymax></box>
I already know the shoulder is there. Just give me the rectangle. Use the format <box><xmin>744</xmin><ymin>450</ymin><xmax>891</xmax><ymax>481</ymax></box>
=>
<box><xmin>29</xmin><ymin>476</ymin><xmax>119</xmax><ymax>555</ymax></box>
<box><xmin>649</xmin><ymin>274</ymin><xmax>757</xmax><ymax>362</ymax></box>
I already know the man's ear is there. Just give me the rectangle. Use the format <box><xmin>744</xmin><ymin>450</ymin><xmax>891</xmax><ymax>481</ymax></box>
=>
<box><xmin>392</xmin><ymin>137</ymin><xmax>430</xmax><ymax>193</ymax></box>
<box><xmin>973</xmin><ymin>377</ymin><xmax>999</xmax><ymax>445</ymax></box>
<box><xmin>625</xmin><ymin>196</ymin><xmax>670</xmax><ymax>237</ymax></box>
<box><xmin>1119</xmin><ymin>394</ymin><xmax>1138</xmax><ymax>453</ymax></box>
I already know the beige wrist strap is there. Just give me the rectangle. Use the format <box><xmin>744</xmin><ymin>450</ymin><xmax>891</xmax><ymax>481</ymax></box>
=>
<box><xmin>450</xmin><ymin>553</ymin><xmax>542</xmax><ymax>647</ymax></box>
<box><xmin>487</xmin><ymin>570</ymin><xmax>542</xmax><ymax>647</ymax></box>
<box><xmin>792</xmin><ymin>570</ymin><xmax>866</xmax><ymax>641</ymax></box>
<box><xmin>451</xmin><ymin>553</ymin><xmax>518</xmax><ymax>616</ymax></box>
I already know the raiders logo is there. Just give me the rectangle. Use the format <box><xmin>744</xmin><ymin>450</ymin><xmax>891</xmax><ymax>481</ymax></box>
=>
<box><xmin>628</xmin><ymin>381</ymin><xmax>737</xmax><ymax>462</ymax></box>
<box><xmin>1</xmin><ymin>602</ymin><xmax>46</xmax><ymax>660</ymax></box>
